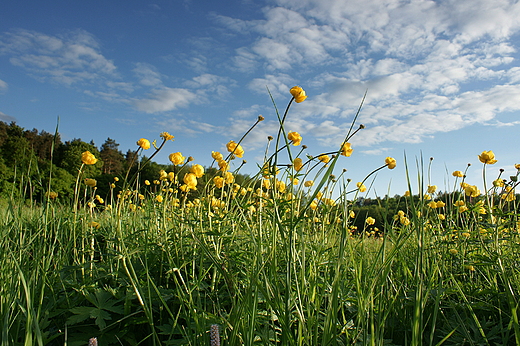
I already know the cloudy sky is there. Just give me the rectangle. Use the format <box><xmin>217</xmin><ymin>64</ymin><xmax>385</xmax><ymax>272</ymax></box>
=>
<box><xmin>1</xmin><ymin>0</ymin><xmax>520</xmax><ymax>196</ymax></box>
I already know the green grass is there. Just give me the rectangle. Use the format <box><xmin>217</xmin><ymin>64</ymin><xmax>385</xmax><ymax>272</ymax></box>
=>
<box><xmin>1</xmin><ymin>88</ymin><xmax>520</xmax><ymax>345</ymax></box>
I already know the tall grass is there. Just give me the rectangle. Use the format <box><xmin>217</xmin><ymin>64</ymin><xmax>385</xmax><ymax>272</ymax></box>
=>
<box><xmin>1</xmin><ymin>86</ymin><xmax>520</xmax><ymax>345</ymax></box>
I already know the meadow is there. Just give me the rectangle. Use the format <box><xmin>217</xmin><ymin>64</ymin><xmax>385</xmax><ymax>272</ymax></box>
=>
<box><xmin>1</xmin><ymin>86</ymin><xmax>519</xmax><ymax>345</ymax></box>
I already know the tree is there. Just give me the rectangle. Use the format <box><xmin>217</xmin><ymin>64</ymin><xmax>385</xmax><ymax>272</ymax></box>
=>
<box><xmin>99</xmin><ymin>138</ymin><xmax>124</xmax><ymax>175</ymax></box>
<box><xmin>57</xmin><ymin>139</ymin><xmax>103</xmax><ymax>178</ymax></box>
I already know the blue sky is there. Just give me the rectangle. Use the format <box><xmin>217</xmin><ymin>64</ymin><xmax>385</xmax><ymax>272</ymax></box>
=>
<box><xmin>1</xmin><ymin>0</ymin><xmax>520</xmax><ymax>197</ymax></box>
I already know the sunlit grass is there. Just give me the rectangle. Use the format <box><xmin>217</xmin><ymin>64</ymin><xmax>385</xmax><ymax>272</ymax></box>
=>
<box><xmin>1</xmin><ymin>87</ymin><xmax>520</xmax><ymax>345</ymax></box>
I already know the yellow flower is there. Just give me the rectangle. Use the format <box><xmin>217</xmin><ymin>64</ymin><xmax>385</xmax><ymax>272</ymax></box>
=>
<box><xmin>400</xmin><ymin>216</ymin><xmax>410</xmax><ymax>226</ymax></box>
<box><xmin>137</xmin><ymin>138</ymin><xmax>150</xmax><ymax>150</ymax></box>
<box><xmin>168</xmin><ymin>172</ymin><xmax>176</xmax><ymax>182</ymax></box>
<box><xmin>515</xmin><ymin>164</ymin><xmax>520</xmax><ymax>170</ymax></box>
<box><xmin>454</xmin><ymin>200</ymin><xmax>465</xmax><ymax>206</ymax></box>
<box><xmin>160</xmin><ymin>132</ymin><xmax>174</xmax><ymax>141</ymax></box>
<box><xmin>289</xmin><ymin>86</ymin><xmax>307</xmax><ymax>103</ymax></box>
<box><xmin>226</xmin><ymin>140</ymin><xmax>244</xmax><ymax>158</ymax></box>
<box><xmin>218</xmin><ymin>160</ymin><xmax>229</xmax><ymax>172</ymax></box>
<box><xmin>183</xmin><ymin>173</ymin><xmax>198</xmax><ymax>190</ymax></box>
<box><xmin>169</xmin><ymin>152</ymin><xmax>185</xmax><ymax>165</ymax></box>
<box><xmin>356</xmin><ymin>182</ymin><xmax>367</xmax><ymax>192</ymax></box>
<box><xmin>427</xmin><ymin>185</ymin><xmax>437</xmax><ymax>194</ymax></box>
<box><xmin>428</xmin><ymin>201</ymin><xmax>438</xmax><ymax>208</ymax></box>
<box><xmin>452</xmin><ymin>170</ymin><xmax>464</xmax><ymax>177</ymax></box>
<box><xmin>46</xmin><ymin>191</ymin><xmax>58</xmax><ymax>199</ymax></box>
<box><xmin>464</xmin><ymin>184</ymin><xmax>480</xmax><ymax>197</ymax></box>
<box><xmin>190</xmin><ymin>164</ymin><xmax>205</xmax><ymax>178</ymax></box>
<box><xmin>224</xmin><ymin>171</ymin><xmax>235</xmax><ymax>184</ymax></box>
<box><xmin>318</xmin><ymin>154</ymin><xmax>330</xmax><ymax>164</ymax></box>
<box><xmin>275</xmin><ymin>180</ymin><xmax>286</xmax><ymax>193</ymax></box>
<box><xmin>293</xmin><ymin>158</ymin><xmax>303</xmax><ymax>171</ymax></box>
<box><xmin>501</xmin><ymin>186</ymin><xmax>516</xmax><ymax>202</ymax></box>
<box><xmin>478</xmin><ymin>150</ymin><xmax>497</xmax><ymax>164</ymax></box>
<box><xmin>493</xmin><ymin>179</ymin><xmax>505</xmax><ymax>187</ymax></box>
<box><xmin>349</xmin><ymin>211</ymin><xmax>355</xmax><ymax>218</ymax></box>
<box><xmin>292</xmin><ymin>178</ymin><xmax>299</xmax><ymax>185</ymax></box>
<box><xmin>213</xmin><ymin>176</ymin><xmax>225</xmax><ymax>189</ymax></box>
<box><xmin>81</xmin><ymin>151</ymin><xmax>98</xmax><ymax>165</ymax></box>
<box><xmin>449</xmin><ymin>249</ymin><xmax>458</xmax><ymax>255</ymax></box>
<box><xmin>89</xmin><ymin>221</ymin><xmax>100</xmax><ymax>229</ymax></box>
<box><xmin>404</xmin><ymin>190</ymin><xmax>410</xmax><ymax>197</ymax></box>
<box><xmin>262</xmin><ymin>179</ymin><xmax>271</xmax><ymax>190</ymax></box>
<box><xmin>340</xmin><ymin>142</ymin><xmax>353</xmax><ymax>157</ymax></box>
<box><xmin>459</xmin><ymin>205</ymin><xmax>468</xmax><ymax>213</ymax></box>
<box><xmin>436</xmin><ymin>201</ymin><xmax>446</xmax><ymax>208</ymax></box>
<box><xmin>85</xmin><ymin>178</ymin><xmax>97</xmax><ymax>187</ymax></box>
<box><xmin>304</xmin><ymin>180</ymin><xmax>314</xmax><ymax>187</ymax></box>
<box><xmin>288</xmin><ymin>132</ymin><xmax>302</xmax><ymax>146</ymax></box>
<box><xmin>323</xmin><ymin>198</ymin><xmax>336</xmax><ymax>207</ymax></box>
<box><xmin>366</xmin><ymin>217</ymin><xmax>376</xmax><ymax>225</ymax></box>
<box><xmin>385</xmin><ymin>157</ymin><xmax>396</xmax><ymax>169</ymax></box>
<box><xmin>310</xmin><ymin>200</ymin><xmax>318</xmax><ymax>210</ymax></box>
<box><xmin>212</xmin><ymin>151</ymin><xmax>223</xmax><ymax>161</ymax></box>
<box><xmin>156</xmin><ymin>195</ymin><xmax>163</xmax><ymax>203</ymax></box>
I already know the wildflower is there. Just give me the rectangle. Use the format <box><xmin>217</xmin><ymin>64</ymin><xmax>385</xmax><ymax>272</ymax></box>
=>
<box><xmin>276</xmin><ymin>180</ymin><xmax>286</xmax><ymax>193</ymax></box>
<box><xmin>459</xmin><ymin>205</ymin><xmax>468</xmax><ymax>213</ymax></box>
<box><xmin>292</xmin><ymin>178</ymin><xmax>299</xmax><ymax>185</ymax></box>
<box><xmin>304</xmin><ymin>180</ymin><xmax>314</xmax><ymax>187</ymax></box>
<box><xmin>464</xmin><ymin>184</ymin><xmax>480</xmax><ymax>197</ymax></box>
<box><xmin>89</xmin><ymin>221</ymin><xmax>100</xmax><ymax>229</ymax></box>
<box><xmin>310</xmin><ymin>200</ymin><xmax>318</xmax><ymax>210</ymax></box>
<box><xmin>366</xmin><ymin>217</ymin><xmax>376</xmax><ymax>225</ymax></box>
<box><xmin>137</xmin><ymin>138</ymin><xmax>150</xmax><ymax>150</ymax></box>
<box><xmin>258</xmin><ymin>115</ymin><xmax>265</xmax><ymax>121</ymax></box>
<box><xmin>478</xmin><ymin>150</ymin><xmax>497</xmax><ymax>164</ymax></box>
<box><xmin>169</xmin><ymin>152</ymin><xmax>185</xmax><ymax>165</ymax></box>
<box><xmin>95</xmin><ymin>195</ymin><xmax>104</xmax><ymax>204</ymax></box>
<box><xmin>501</xmin><ymin>186</ymin><xmax>516</xmax><ymax>202</ymax></box>
<box><xmin>160</xmin><ymin>132</ymin><xmax>174</xmax><ymax>141</ymax></box>
<box><xmin>452</xmin><ymin>170</ymin><xmax>464</xmax><ymax>177</ymax></box>
<box><xmin>427</xmin><ymin>185</ymin><xmax>437</xmax><ymax>194</ymax></box>
<box><xmin>212</xmin><ymin>151</ymin><xmax>223</xmax><ymax>161</ymax></box>
<box><xmin>318</xmin><ymin>154</ymin><xmax>330</xmax><ymax>164</ymax></box>
<box><xmin>289</xmin><ymin>86</ymin><xmax>307</xmax><ymax>103</ymax></box>
<box><xmin>323</xmin><ymin>198</ymin><xmax>336</xmax><ymax>207</ymax></box>
<box><xmin>349</xmin><ymin>211</ymin><xmax>355</xmax><ymax>218</ymax></box>
<box><xmin>404</xmin><ymin>190</ymin><xmax>410</xmax><ymax>197</ymax></box>
<box><xmin>190</xmin><ymin>164</ymin><xmax>205</xmax><ymax>178</ymax></box>
<box><xmin>156</xmin><ymin>195</ymin><xmax>163</xmax><ymax>203</ymax></box>
<box><xmin>289</xmin><ymin>158</ymin><xmax>303</xmax><ymax>172</ymax></box>
<box><xmin>465</xmin><ymin>265</ymin><xmax>475</xmax><ymax>271</ymax></box>
<box><xmin>262</xmin><ymin>179</ymin><xmax>271</xmax><ymax>190</ymax></box>
<box><xmin>213</xmin><ymin>176</ymin><xmax>224</xmax><ymax>189</ymax></box>
<box><xmin>81</xmin><ymin>151</ymin><xmax>98</xmax><ymax>165</ymax></box>
<box><xmin>515</xmin><ymin>164</ymin><xmax>520</xmax><ymax>170</ymax></box>
<box><xmin>218</xmin><ymin>160</ymin><xmax>229</xmax><ymax>172</ymax></box>
<box><xmin>400</xmin><ymin>216</ymin><xmax>410</xmax><ymax>226</ymax></box>
<box><xmin>454</xmin><ymin>200</ymin><xmax>465</xmax><ymax>206</ymax></box>
<box><xmin>493</xmin><ymin>179</ymin><xmax>505</xmax><ymax>187</ymax></box>
<box><xmin>385</xmin><ymin>157</ymin><xmax>397</xmax><ymax>169</ymax></box>
<box><xmin>449</xmin><ymin>249</ymin><xmax>458</xmax><ymax>255</ymax></box>
<box><xmin>46</xmin><ymin>191</ymin><xmax>58</xmax><ymax>199</ymax></box>
<box><xmin>428</xmin><ymin>201</ymin><xmax>438</xmax><ymax>209</ymax></box>
<box><xmin>340</xmin><ymin>142</ymin><xmax>353</xmax><ymax>157</ymax></box>
<box><xmin>436</xmin><ymin>201</ymin><xmax>445</xmax><ymax>208</ymax></box>
<box><xmin>226</xmin><ymin>140</ymin><xmax>244</xmax><ymax>158</ymax></box>
<box><xmin>85</xmin><ymin>178</ymin><xmax>97</xmax><ymax>187</ymax></box>
<box><xmin>288</xmin><ymin>132</ymin><xmax>302</xmax><ymax>146</ymax></box>
<box><xmin>438</xmin><ymin>214</ymin><xmax>446</xmax><ymax>220</ymax></box>
<box><xmin>183</xmin><ymin>173</ymin><xmax>198</xmax><ymax>190</ymax></box>
<box><xmin>224</xmin><ymin>171</ymin><xmax>234</xmax><ymax>184</ymax></box>
<box><xmin>168</xmin><ymin>172</ymin><xmax>176</xmax><ymax>182</ymax></box>
<box><xmin>356</xmin><ymin>182</ymin><xmax>367</xmax><ymax>192</ymax></box>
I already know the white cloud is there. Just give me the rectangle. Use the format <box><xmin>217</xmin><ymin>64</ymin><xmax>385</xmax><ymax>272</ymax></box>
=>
<box><xmin>133</xmin><ymin>87</ymin><xmax>197</xmax><ymax>113</ymax></box>
<box><xmin>133</xmin><ymin>62</ymin><xmax>163</xmax><ymax>87</ymax></box>
<box><xmin>0</xmin><ymin>29</ymin><xmax>117</xmax><ymax>85</ymax></box>
<box><xmin>0</xmin><ymin>79</ymin><xmax>7</xmax><ymax>91</ymax></box>
<box><xmin>0</xmin><ymin>111</ymin><xmax>15</xmax><ymax>122</ymax></box>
